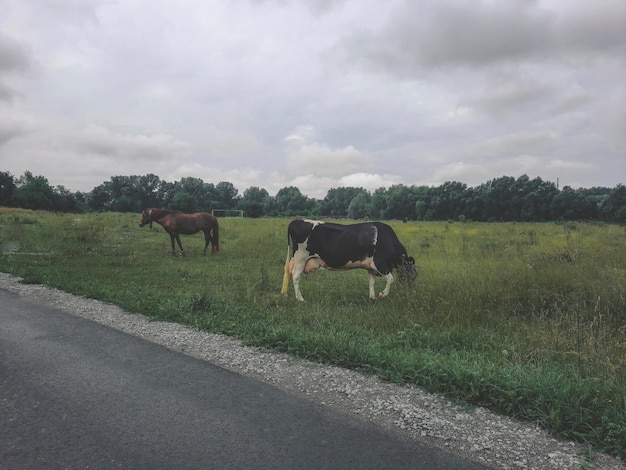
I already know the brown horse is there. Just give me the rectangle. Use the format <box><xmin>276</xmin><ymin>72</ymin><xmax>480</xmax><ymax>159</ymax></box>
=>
<box><xmin>140</xmin><ymin>208</ymin><xmax>219</xmax><ymax>256</ymax></box>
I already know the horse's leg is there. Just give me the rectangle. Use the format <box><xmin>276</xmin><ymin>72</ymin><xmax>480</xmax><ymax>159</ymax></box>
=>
<box><xmin>169</xmin><ymin>233</ymin><xmax>177</xmax><ymax>256</ymax></box>
<box><xmin>202</xmin><ymin>229</ymin><xmax>212</xmax><ymax>255</ymax></box>
<box><xmin>175</xmin><ymin>233</ymin><xmax>185</xmax><ymax>256</ymax></box>
<box><xmin>205</xmin><ymin>225</ymin><xmax>219</xmax><ymax>255</ymax></box>
<box><xmin>210</xmin><ymin>221</ymin><xmax>219</xmax><ymax>255</ymax></box>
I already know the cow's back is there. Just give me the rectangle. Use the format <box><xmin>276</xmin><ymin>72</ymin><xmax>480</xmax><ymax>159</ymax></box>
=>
<box><xmin>306</xmin><ymin>223</ymin><xmax>377</xmax><ymax>269</ymax></box>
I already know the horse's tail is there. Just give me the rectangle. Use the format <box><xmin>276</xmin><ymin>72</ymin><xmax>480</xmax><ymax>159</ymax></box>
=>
<box><xmin>211</xmin><ymin>217</ymin><xmax>220</xmax><ymax>255</ymax></box>
<box><xmin>280</xmin><ymin>230</ymin><xmax>293</xmax><ymax>295</ymax></box>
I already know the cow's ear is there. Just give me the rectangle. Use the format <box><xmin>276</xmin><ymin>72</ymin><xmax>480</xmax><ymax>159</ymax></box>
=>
<box><xmin>407</xmin><ymin>257</ymin><xmax>415</xmax><ymax>264</ymax></box>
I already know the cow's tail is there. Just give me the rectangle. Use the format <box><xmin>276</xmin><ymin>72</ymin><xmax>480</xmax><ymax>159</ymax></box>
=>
<box><xmin>281</xmin><ymin>233</ymin><xmax>293</xmax><ymax>295</ymax></box>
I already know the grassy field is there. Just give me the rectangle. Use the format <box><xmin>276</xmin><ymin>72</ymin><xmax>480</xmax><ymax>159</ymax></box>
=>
<box><xmin>1</xmin><ymin>208</ymin><xmax>625</xmax><ymax>459</ymax></box>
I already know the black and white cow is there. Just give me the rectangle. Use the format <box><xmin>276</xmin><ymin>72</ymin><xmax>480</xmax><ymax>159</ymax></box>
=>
<box><xmin>281</xmin><ymin>219</ymin><xmax>417</xmax><ymax>301</ymax></box>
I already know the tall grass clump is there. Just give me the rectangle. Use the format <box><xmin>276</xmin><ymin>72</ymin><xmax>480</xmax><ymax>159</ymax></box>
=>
<box><xmin>1</xmin><ymin>209</ymin><xmax>625</xmax><ymax>459</ymax></box>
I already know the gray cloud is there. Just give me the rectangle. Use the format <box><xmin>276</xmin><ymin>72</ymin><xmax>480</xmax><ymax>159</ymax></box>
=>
<box><xmin>0</xmin><ymin>116</ymin><xmax>26</xmax><ymax>144</ymax></box>
<box><xmin>471</xmin><ymin>74</ymin><xmax>556</xmax><ymax>117</ymax></box>
<box><xmin>343</xmin><ymin>0</ymin><xmax>626</xmax><ymax>73</ymax></box>
<box><xmin>0</xmin><ymin>0</ymin><xmax>623</xmax><ymax>195</ymax></box>
<box><xmin>0</xmin><ymin>33</ymin><xmax>30</xmax><ymax>72</ymax></box>
<box><xmin>0</xmin><ymin>33</ymin><xmax>31</xmax><ymax>102</ymax></box>
<box><xmin>549</xmin><ymin>84</ymin><xmax>591</xmax><ymax>116</ymax></box>
<box><xmin>0</xmin><ymin>81</ymin><xmax>21</xmax><ymax>102</ymax></box>
<box><xmin>554</xmin><ymin>3</ymin><xmax>626</xmax><ymax>55</ymax></box>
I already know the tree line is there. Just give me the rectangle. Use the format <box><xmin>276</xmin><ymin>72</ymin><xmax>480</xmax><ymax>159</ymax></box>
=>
<box><xmin>1</xmin><ymin>170</ymin><xmax>625</xmax><ymax>223</ymax></box>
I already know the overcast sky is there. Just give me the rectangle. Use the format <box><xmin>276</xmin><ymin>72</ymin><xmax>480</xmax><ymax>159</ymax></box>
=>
<box><xmin>1</xmin><ymin>0</ymin><xmax>624</xmax><ymax>198</ymax></box>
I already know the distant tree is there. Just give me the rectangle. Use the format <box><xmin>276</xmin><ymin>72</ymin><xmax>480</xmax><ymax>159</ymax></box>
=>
<box><xmin>239</xmin><ymin>186</ymin><xmax>270</xmax><ymax>218</ymax></box>
<box><xmin>274</xmin><ymin>186</ymin><xmax>312</xmax><ymax>216</ymax></box>
<box><xmin>476</xmin><ymin>175</ymin><xmax>557</xmax><ymax>222</ymax></box>
<box><xmin>215</xmin><ymin>181</ymin><xmax>239</xmax><ymax>210</ymax></box>
<box><xmin>54</xmin><ymin>185</ymin><xmax>83</xmax><ymax>213</ymax></box>
<box><xmin>322</xmin><ymin>187</ymin><xmax>367</xmax><ymax>217</ymax></box>
<box><xmin>575</xmin><ymin>190</ymin><xmax>600</xmax><ymax>220</ymax></box>
<box><xmin>174</xmin><ymin>177</ymin><xmax>211</xmax><ymax>211</ymax></box>
<box><xmin>169</xmin><ymin>192</ymin><xmax>195</xmax><ymax>213</ymax></box>
<box><xmin>479</xmin><ymin>176</ymin><xmax>517</xmax><ymax>221</ymax></box>
<box><xmin>363</xmin><ymin>185</ymin><xmax>428</xmax><ymax>220</ymax></box>
<box><xmin>383</xmin><ymin>184</ymin><xmax>419</xmax><ymax>220</ymax></box>
<box><xmin>14</xmin><ymin>172</ymin><xmax>57</xmax><ymax>210</ymax></box>
<box><xmin>409</xmin><ymin>185</ymin><xmax>431</xmax><ymax>220</ymax></box>
<box><xmin>86</xmin><ymin>183</ymin><xmax>112</xmax><ymax>211</ymax></box>
<box><xmin>155</xmin><ymin>180</ymin><xmax>176</xmax><ymax>208</ymax></box>
<box><xmin>109</xmin><ymin>195</ymin><xmax>132</xmax><ymax>212</ymax></box>
<box><xmin>11</xmin><ymin>169</ymin><xmax>623</xmax><ymax>224</ymax></box>
<box><xmin>106</xmin><ymin>176</ymin><xmax>138</xmax><ymax>212</ymax></box>
<box><xmin>551</xmin><ymin>187</ymin><xmax>598</xmax><ymax>220</ymax></box>
<box><xmin>600</xmin><ymin>184</ymin><xmax>626</xmax><ymax>223</ymax></box>
<box><xmin>0</xmin><ymin>171</ymin><xmax>16</xmax><ymax>206</ymax></box>
<box><xmin>347</xmin><ymin>191</ymin><xmax>370</xmax><ymax>219</ymax></box>
<box><xmin>424</xmin><ymin>181</ymin><xmax>467</xmax><ymax>221</ymax></box>
<box><xmin>165</xmin><ymin>177</ymin><xmax>217</xmax><ymax>212</ymax></box>
<box><xmin>135</xmin><ymin>174</ymin><xmax>162</xmax><ymax>209</ymax></box>
<box><xmin>369</xmin><ymin>187</ymin><xmax>388</xmax><ymax>219</ymax></box>
<box><xmin>244</xmin><ymin>186</ymin><xmax>270</xmax><ymax>201</ymax></box>
<box><xmin>84</xmin><ymin>174</ymin><xmax>162</xmax><ymax>213</ymax></box>
<box><xmin>519</xmin><ymin>176</ymin><xmax>558</xmax><ymax>221</ymax></box>
<box><xmin>463</xmin><ymin>187</ymin><xmax>485</xmax><ymax>221</ymax></box>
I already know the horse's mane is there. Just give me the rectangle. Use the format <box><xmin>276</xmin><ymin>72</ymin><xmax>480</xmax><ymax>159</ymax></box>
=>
<box><xmin>147</xmin><ymin>208</ymin><xmax>214</xmax><ymax>221</ymax></box>
<box><xmin>148</xmin><ymin>208</ymin><xmax>176</xmax><ymax>220</ymax></box>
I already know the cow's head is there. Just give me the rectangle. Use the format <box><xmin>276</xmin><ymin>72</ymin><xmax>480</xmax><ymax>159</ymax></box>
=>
<box><xmin>139</xmin><ymin>209</ymin><xmax>152</xmax><ymax>229</ymax></box>
<box><xmin>396</xmin><ymin>254</ymin><xmax>417</xmax><ymax>288</ymax></box>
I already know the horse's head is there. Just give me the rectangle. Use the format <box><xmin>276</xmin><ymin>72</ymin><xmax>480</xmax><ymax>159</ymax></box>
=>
<box><xmin>397</xmin><ymin>254</ymin><xmax>418</xmax><ymax>288</ymax></box>
<box><xmin>139</xmin><ymin>209</ymin><xmax>152</xmax><ymax>229</ymax></box>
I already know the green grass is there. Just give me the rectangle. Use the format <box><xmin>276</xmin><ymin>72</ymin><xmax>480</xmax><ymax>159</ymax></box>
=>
<box><xmin>1</xmin><ymin>208</ymin><xmax>626</xmax><ymax>459</ymax></box>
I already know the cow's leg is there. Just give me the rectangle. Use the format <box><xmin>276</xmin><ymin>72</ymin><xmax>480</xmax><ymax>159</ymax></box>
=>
<box><xmin>290</xmin><ymin>248</ymin><xmax>309</xmax><ymax>301</ymax></box>
<box><xmin>292</xmin><ymin>269</ymin><xmax>305</xmax><ymax>301</ymax></box>
<box><xmin>378</xmin><ymin>273</ymin><xmax>394</xmax><ymax>298</ymax></box>
<box><xmin>368</xmin><ymin>272</ymin><xmax>377</xmax><ymax>299</ymax></box>
<box><xmin>281</xmin><ymin>247</ymin><xmax>292</xmax><ymax>295</ymax></box>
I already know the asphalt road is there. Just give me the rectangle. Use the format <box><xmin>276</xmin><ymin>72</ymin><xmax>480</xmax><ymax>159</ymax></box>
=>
<box><xmin>1</xmin><ymin>289</ymin><xmax>489</xmax><ymax>469</ymax></box>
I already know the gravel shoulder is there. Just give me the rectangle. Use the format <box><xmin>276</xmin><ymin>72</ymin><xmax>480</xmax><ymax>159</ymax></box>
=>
<box><xmin>1</xmin><ymin>272</ymin><xmax>623</xmax><ymax>470</ymax></box>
